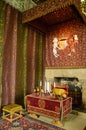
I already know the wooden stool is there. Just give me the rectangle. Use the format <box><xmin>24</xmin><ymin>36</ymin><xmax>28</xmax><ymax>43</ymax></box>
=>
<box><xmin>2</xmin><ymin>104</ymin><xmax>22</xmax><ymax>122</ymax></box>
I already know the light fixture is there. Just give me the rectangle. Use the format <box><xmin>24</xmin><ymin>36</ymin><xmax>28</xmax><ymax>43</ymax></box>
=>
<box><xmin>80</xmin><ymin>0</ymin><xmax>86</xmax><ymax>15</ymax></box>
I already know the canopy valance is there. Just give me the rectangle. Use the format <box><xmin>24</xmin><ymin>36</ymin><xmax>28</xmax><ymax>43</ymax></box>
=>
<box><xmin>22</xmin><ymin>0</ymin><xmax>86</xmax><ymax>24</ymax></box>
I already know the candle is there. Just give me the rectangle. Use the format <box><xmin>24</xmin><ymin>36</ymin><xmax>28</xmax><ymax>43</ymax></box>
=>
<box><xmin>54</xmin><ymin>82</ymin><xmax>56</xmax><ymax>87</ymax></box>
<box><xmin>40</xmin><ymin>81</ymin><xmax>42</xmax><ymax>86</ymax></box>
<box><xmin>47</xmin><ymin>82</ymin><xmax>50</xmax><ymax>92</ymax></box>
<box><xmin>44</xmin><ymin>81</ymin><xmax>47</xmax><ymax>93</ymax></box>
<box><xmin>81</xmin><ymin>0</ymin><xmax>84</xmax><ymax>2</ymax></box>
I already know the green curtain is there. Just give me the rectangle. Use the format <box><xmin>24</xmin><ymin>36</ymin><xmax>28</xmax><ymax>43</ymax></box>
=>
<box><xmin>35</xmin><ymin>31</ymin><xmax>45</xmax><ymax>88</ymax></box>
<box><xmin>26</xmin><ymin>26</ymin><xmax>45</xmax><ymax>95</ymax></box>
<box><xmin>15</xmin><ymin>13</ymin><xmax>28</xmax><ymax>107</ymax></box>
<box><xmin>0</xmin><ymin>1</ymin><xmax>5</xmax><ymax>109</ymax></box>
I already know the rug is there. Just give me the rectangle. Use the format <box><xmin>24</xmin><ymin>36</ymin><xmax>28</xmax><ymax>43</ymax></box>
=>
<box><xmin>0</xmin><ymin>115</ymin><xmax>65</xmax><ymax>130</ymax></box>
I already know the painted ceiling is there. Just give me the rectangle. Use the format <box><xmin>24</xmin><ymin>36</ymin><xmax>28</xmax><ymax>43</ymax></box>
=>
<box><xmin>3</xmin><ymin>0</ymin><xmax>46</xmax><ymax>12</ymax></box>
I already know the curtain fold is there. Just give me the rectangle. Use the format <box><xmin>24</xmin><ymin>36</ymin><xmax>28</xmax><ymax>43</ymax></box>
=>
<box><xmin>1</xmin><ymin>4</ymin><xmax>28</xmax><ymax>107</ymax></box>
<box><xmin>15</xmin><ymin>14</ymin><xmax>28</xmax><ymax>107</ymax></box>
<box><xmin>26</xmin><ymin>26</ymin><xmax>45</xmax><ymax>94</ymax></box>
<box><xmin>0</xmin><ymin>1</ymin><xmax>5</xmax><ymax>109</ymax></box>
<box><xmin>1</xmin><ymin>2</ymin><xmax>45</xmax><ymax>108</ymax></box>
<box><xmin>2</xmin><ymin>4</ymin><xmax>18</xmax><ymax>106</ymax></box>
<box><xmin>26</xmin><ymin>26</ymin><xmax>36</xmax><ymax>94</ymax></box>
<box><xmin>35</xmin><ymin>31</ymin><xmax>45</xmax><ymax>88</ymax></box>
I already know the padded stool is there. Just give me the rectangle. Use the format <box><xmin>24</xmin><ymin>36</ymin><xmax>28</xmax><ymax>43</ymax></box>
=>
<box><xmin>2</xmin><ymin>104</ymin><xmax>22</xmax><ymax>122</ymax></box>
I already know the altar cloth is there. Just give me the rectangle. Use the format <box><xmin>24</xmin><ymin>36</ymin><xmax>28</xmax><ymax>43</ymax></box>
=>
<box><xmin>26</xmin><ymin>94</ymin><xmax>72</xmax><ymax>120</ymax></box>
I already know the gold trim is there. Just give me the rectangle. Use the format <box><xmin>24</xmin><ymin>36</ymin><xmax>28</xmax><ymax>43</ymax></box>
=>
<box><xmin>45</xmin><ymin>66</ymin><xmax>86</xmax><ymax>69</ymax></box>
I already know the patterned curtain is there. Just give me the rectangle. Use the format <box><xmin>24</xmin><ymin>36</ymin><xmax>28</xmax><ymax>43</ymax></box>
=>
<box><xmin>35</xmin><ymin>31</ymin><xmax>45</xmax><ymax>88</ymax></box>
<box><xmin>26</xmin><ymin>26</ymin><xmax>36</xmax><ymax>94</ymax></box>
<box><xmin>26</xmin><ymin>26</ymin><xmax>45</xmax><ymax>94</ymax></box>
<box><xmin>15</xmin><ymin>14</ymin><xmax>28</xmax><ymax>107</ymax></box>
<box><xmin>2</xmin><ymin>4</ymin><xmax>18</xmax><ymax>106</ymax></box>
<box><xmin>0</xmin><ymin>1</ymin><xmax>5</xmax><ymax>109</ymax></box>
<box><xmin>1</xmin><ymin>4</ymin><xmax>28</xmax><ymax>107</ymax></box>
<box><xmin>1</xmin><ymin>2</ymin><xmax>45</xmax><ymax>108</ymax></box>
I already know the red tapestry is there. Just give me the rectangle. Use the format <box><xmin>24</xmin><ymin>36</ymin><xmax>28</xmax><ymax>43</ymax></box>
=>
<box><xmin>45</xmin><ymin>18</ymin><xmax>86</xmax><ymax>68</ymax></box>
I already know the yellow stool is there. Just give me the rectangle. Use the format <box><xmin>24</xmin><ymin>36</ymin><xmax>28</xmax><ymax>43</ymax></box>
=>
<box><xmin>2</xmin><ymin>104</ymin><xmax>22</xmax><ymax>122</ymax></box>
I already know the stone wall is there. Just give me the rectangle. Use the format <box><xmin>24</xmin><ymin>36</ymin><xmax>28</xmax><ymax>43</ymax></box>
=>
<box><xmin>45</xmin><ymin>68</ymin><xmax>86</xmax><ymax>108</ymax></box>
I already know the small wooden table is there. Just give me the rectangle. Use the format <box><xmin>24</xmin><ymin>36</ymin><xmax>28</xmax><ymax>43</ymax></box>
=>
<box><xmin>2</xmin><ymin>104</ymin><xmax>22</xmax><ymax>122</ymax></box>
